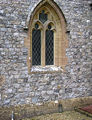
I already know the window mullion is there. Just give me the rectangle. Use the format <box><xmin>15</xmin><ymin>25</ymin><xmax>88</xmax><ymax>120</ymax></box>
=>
<box><xmin>41</xmin><ymin>29</ymin><xmax>45</xmax><ymax>66</ymax></box>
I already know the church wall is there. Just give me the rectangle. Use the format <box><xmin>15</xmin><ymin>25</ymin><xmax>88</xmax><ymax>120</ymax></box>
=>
<box><xmin>0</xmin><ymin>0</ymin><xmax>92</xmax><ymax>106</ymax></box>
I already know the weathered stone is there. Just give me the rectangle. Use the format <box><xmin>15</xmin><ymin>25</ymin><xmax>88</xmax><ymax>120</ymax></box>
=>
<box><xmin>47</xmin><ymin>90</ymin><xmax>54</xmax><ymax>95</ymax></box>
<box><xmin>0</xmin><ymin>94</ymin><xmax>1</xmax><ymax>100</ymax></box>
<box><xmin>4</xmin><ymin>99</ymin><xmax>10</xmax><ymax>105</ymax></box>
<box><xmin>0</xmin><ymin>76</ymin><xmax>5</xmax><ymax>87</ymax></box>
<box><xmin>0</xmin><ymin>0</ymin><xmax>91</xmax><ymax>106</ymax></box>
<box><xmin>6</xmin><ymin>89</ymin><xmax>13</xmax><ymax>94</ymax></box>
<box><xmin>65</xmin><ymin>88</ymin><xmax>72</xmax><ymax>93</ymax></box>
<box><xmin>32</xmin><ymin>97</ymin><xmax>38</xmax><ymax>104</ymax></box>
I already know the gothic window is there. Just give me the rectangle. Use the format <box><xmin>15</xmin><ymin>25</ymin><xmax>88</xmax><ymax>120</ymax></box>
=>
<box><xmin>26</xmin><ymin>0</ymin><xmax>68</xmax><ymax>73</ymax></box>
<box><xmin>32</xmin><ymin>9</ymin><xmax>55</xmax><ymax>66</ymax></box>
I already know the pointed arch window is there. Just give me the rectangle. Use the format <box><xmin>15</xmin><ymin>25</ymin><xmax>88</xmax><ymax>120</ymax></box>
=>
<box><xmin>32</xmin><ymin>9</ymin><xmax>55</xmax><ymax>67</ymax></box>
<box><xmin>26</xmin><ymin>1</ymin><xmax>68</xmax><ymax>73</ymax></box>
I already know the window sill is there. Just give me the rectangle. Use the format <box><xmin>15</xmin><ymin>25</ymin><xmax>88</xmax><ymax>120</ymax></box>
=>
<box><xmin>30</xmin><ymin>65</ymin><xmax>64</xmax><ymax>74</ymax></box>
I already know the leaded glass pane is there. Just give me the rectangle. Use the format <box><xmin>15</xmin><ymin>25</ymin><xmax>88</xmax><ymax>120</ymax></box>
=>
<box><xmin>32</xmin><ymin>29</ymin><xmax>41</xmax><ymax>65</ymax></box>
<box><xmin>45</xmin><ymin>29</ymin><xmax>54</xmax><ymax>65</ymax></box>
<box><xmin>39</xmin><ymin>10</ymin><xmax>48</xmax><ymax>24</ymax></box>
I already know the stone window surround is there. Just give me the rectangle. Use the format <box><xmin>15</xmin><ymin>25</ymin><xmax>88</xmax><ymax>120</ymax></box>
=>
<box><xmin>24</xmin><ymin>0</ymin><xmax>68</xmax><ymax>74</ymax></box>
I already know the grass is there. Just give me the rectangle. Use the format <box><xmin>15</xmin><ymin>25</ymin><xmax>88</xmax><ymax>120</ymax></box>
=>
<box><xmin>22</xmin><ymin>111</ymin><xmax>92</xmax><ymax>120</ymax></box>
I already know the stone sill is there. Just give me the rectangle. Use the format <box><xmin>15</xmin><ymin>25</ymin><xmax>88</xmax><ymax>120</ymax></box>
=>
<box><xmin>30</xmin><ymin>65</ymin><xmax>64</xmax><ymax>74</ymax></box>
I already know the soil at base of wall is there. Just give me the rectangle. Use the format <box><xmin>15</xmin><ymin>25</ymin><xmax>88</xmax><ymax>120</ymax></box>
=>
<box><xmin>22</xmin><ymin>111</ymin><xmax>92</xmax><ymax>120</ymax></box>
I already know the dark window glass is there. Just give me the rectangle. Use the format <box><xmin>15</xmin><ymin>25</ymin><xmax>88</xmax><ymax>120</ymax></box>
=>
<box><xmin>48</xmin><ymin>24</ymin><xmax>52</xmax><ymax>29</ymax></box>
<box><xmin>32</xmin><ymin>24</ymin><xmax>41</xmax><ymax>65</ymax></box>
<box><xmin>35</xmin><ymin>23</ymin><xmax>39</xmax><ymax>29</ymax></box>
<box><xmin>45</xmin><ymin>27</ymin><xmax>54</xmax><ymax>65</ymax></box>
<box><xmin>39</xmin><ymin>10</ymin><xmax>48</xmax><ymax>24</ymax></box>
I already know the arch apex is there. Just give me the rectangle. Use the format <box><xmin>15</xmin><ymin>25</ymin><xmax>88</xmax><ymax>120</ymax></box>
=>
<box><xmin>25</xmin><ymin>0</ymin><xmax>66</xmax><ymax>29</ymax></box>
